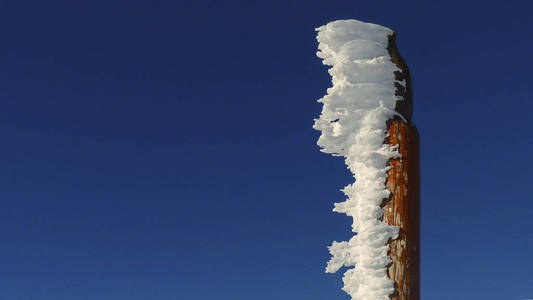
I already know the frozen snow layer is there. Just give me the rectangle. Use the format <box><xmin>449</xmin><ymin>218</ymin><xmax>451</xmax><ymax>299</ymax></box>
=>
<box><xmin>314</xmin><ymin>19</ymin><xmax>405</xmax><ymax>299</ymax></box>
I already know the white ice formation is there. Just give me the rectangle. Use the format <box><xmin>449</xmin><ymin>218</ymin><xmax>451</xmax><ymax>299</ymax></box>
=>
<box><xmin>314</xmin><ymin>19</ymin><xmax>406</xmax><ymax>299</ymax></box>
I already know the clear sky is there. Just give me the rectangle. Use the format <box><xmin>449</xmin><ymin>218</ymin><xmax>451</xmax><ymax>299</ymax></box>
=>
<box><xmin>1</xmin><ymin>0</ymin><xmax>532</xmax><ymax>299</ymax></box>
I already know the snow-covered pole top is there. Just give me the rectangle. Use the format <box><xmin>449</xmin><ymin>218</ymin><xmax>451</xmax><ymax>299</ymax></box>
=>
<box><xmin>316</xmin><ymin>20</ymin><xmax>393</xmax><ymax>65</ymax></box>
<box><xmin>315</xmin><ymin>19</ymin><xmax>412</xmax><ymax>123</ymax></box>
<box><xmin>314</xmin><ymin>19</ymin><xmax>417</xmax><ymax>300</ymax></box>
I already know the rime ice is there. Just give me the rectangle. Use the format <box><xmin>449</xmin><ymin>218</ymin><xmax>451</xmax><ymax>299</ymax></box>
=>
<box><xmin>314</xmin><ymin>19</ymin><xmax>406</xmax><ymax>299</ymax></box>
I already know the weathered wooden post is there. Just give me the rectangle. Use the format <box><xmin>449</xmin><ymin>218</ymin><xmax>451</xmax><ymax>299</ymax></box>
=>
<box><xmin>314</xmin><ymin>20</ymin><xmax>419</xmax><ymax>300</ymax></box>
<box><xmin>382</xmin><ymin>32</ymin><xmax>420</xmax><ymax>300</ymax></box>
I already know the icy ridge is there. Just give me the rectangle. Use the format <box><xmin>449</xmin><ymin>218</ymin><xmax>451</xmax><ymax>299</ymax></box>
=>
<box><xmin>314</xmin><ymin>19</ymin><xmax>405</xmax><ymax>299</ymax></box>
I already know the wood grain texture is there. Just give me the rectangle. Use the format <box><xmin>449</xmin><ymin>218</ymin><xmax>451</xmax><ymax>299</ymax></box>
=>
<box><xmin>383</xmin><ymin>120</ymin><xmax>420</xmax><ymax>300</ymax></box>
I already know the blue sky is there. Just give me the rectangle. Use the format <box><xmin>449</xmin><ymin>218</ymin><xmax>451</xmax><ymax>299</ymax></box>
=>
<box><xmin>1</xmin><ymin>0</ymin><xmax>532</xmax><ymax>299</ymax></box>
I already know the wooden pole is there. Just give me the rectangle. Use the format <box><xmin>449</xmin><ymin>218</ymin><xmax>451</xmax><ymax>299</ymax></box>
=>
<box><xmin>383</xmin><ymin>120</ymin><xmax>420</xmax><ymax>300</ymax></box>
<box><xmin>382</xmin><ymin>32</ymin><xmax>420</xmax><ymax>300</ymax></box>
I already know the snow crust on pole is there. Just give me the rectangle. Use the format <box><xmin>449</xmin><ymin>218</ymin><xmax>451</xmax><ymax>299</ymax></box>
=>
<box><xmin>314</xmin><ymin>19</ymin><xmax>405</xmax><ymax>299</ymax></box>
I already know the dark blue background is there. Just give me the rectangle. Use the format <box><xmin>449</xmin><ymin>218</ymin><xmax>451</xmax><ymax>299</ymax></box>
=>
<box><xmin>1</xmin><ymin>0</ymin><xmax>532</xmax><ymax>299</ymax></box>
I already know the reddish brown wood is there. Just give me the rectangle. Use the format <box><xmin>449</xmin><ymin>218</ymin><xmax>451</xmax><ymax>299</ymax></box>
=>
<box><xmin>382</xmin><ymin>120</ymin><xmax>420</xmax><ymax>300</ymax></box>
